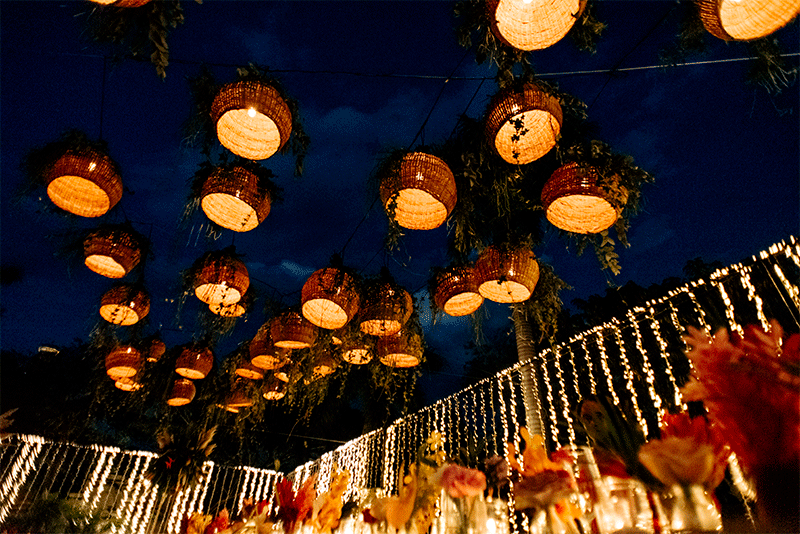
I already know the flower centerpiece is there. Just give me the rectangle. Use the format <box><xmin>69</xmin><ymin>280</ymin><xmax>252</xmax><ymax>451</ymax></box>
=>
<box><xmin>276</xmin><ymin>474</ymin><xmax>318</xmax><ymax>534</ymax></box>
<box><xmin>431</xmin><ymin>463</ymin><xmax>487</xmax><ymax>534</ymax></box>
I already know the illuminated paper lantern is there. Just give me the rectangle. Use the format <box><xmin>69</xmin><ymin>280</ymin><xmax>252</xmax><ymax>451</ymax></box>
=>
<box><xmin>359</xmin><ymin>280</ymin><xmax>413</xmax><ymax>337</ymax></box>
<box><xmin>167</xmin><ymin>378</ymin><xmax>196</xmax><ymax>406</ymax></box>
<box><xmin>271</xmin><ymin>310</ymin><xmax>318</xmax><ymax>349</ymax></box>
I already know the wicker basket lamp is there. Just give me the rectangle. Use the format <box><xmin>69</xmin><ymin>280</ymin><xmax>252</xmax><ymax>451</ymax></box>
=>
<box><xmin>166</xmin><ymin>378</ymin><xmax>196</xmax><ymax>406</ymax></box>
<box><xmin>274</xmin><ymin>365</ymin><xmax>294</xmax><ymax>383</ymax></box>
<box><xmin>99</xmin><ymin>284</ymin><xmax>150</xmax><ymax>326</ymax></box>
<box><xmin>541</xmin><ymin>162</ymin><xmax>622</xmax><ymax>234</ymax></box>
<box><xmin>90</xmin><ymin>0</ymin><xmax>152</xmax><ymax>6</ymax></box>
<box><xmin>147</xmin><ymin>339</ymin><xmax>167</xmax><ymax>362</ymax></box>
<box><xmin>433</xmin><ymin>265</ymin><xmax>484</xmax><ymax>317</ymax></box>
<box><xmin>301</xmin><ymin>268</ymin><xmax>361</xmax><ymax>330</ymax></box>
<box><xmin>175</xmin><ymin>346</ymin><xmax>214</xmax><ymax>380</ymax></box>
<box><xmin>262</xmin><ymin>377</ymin><xmax>287</xmax><ymax>400</ymax></box>
<box><xmin>485</xmin><ymin>83</ymin><xmax>563</xmax><ymax>165</ymax></box>
<box><xmin>312</xmin><ymin>351</ymin><xmax>338</xmax><ymax>377</ymax></box>
<box><xmin>211</xmin><ymin>81</ymin><xmax>293</xmax><ymax>161</ymax></box>
<box><xmin>330</xmin><ymin>328</ymin><xmax>346</xmax><ymax>345</ymax></box>
<box><xmin>271</xmin><ymin>310</ymin><xmax>318</xmax><ymax>349</ymax></box>
<box><xmin>200</xmin><ymin>166</ymin><xmax>272</xmax><ymax>232</ymax></box>
<box><xmin>475</xmin><ymin>245</ymin><xmax>540</xmax><ymax>303</ymax></box>
<box><xmin>225</xmin><ymin>382</ymin><xmax>254</xmax><ymax>410</ymax></box>
<box><xmin>341</xmin><ymin>338</ymin><xmax>373</xmax><ymax>365</ymax></box>
<box><xmin>235</xmin><ymin>360</ymin><xmax>265</xmax><ymax>380</ymax></box>
<box><xmin>698</xmin><ymin>0</ymin><xmax>800</xmax><ymax>41</ymax></box>
<box><xmin>487</xmin><ymin>0</ymin><xmax>582</xmax><ymax>51</ymax></box>
<box><xmin>193</xmin><ymin>252</ymin><xmax>250</xmax><ymax>307</ymax></box>
<box><xmin>359</xmin><ymin>281</ymin><xmax>413</xmax><ymax>336</ymax></box>
<box><xmin>377</xmin><ymin>331</ymin><xmax>423</xmax><ymax>368</ymax></box>
<box><xmin>379</xmin><ymin>152</ymin><xmax>457</xmax><ymax>230</ymax></box>
<box><xmin>44</xmin><ymin>148</ymin><xmax>123</xmax><ymax>218</ymax></box>
<box><xmin>84</xmin><ymin>227</ymin><xmax>142</xmax><ymax>279</ymax></box>
<box><xmin>106</xmin><ymin>346</ymin><xmax>143</xmax><ymax>380</ymax></box>
<box><xmin>114</xmin><ymin>376</ymin><xmax>143</xmax><ymax>392</ymax></box>
<box><xmin>250</xmin><ymin>335</ymin><xmax>290</xmax><ymax>370</ymax></box>
<box><xmin>209</xmin><ymin>302</ymin><xmax>247</xmax><ymax>318</ymax></box>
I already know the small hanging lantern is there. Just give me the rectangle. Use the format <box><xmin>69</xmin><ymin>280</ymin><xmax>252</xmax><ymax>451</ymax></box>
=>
<box><xmin>175</xmin><ymin>346</ymin><xmax>214</xmax><ymax>380</ymax></box>
<box><xmin>697</xmin><ymin>0</ymin><xmax>800</xmax><ymax>41</ymax></box>
<box><xmin>359</xmin><ymin>278</ymin><xmax>413</xmax><ymax>337</ymax></box>
<box><xmin>99</xmin><ymin>284</ymin><xmax>150</xmax><ymax>326</ymax></box>
<box><xmin>166</xmin><ymin>378</ymin><xmax>196</xmax><ymax>406</ymax></box>
<box><xmin>541</xmin><ymin>162</ymin><xmax>623</xmax><ymax>234</ymax></box>
<box><xmin>83</xmin><ymin>226</ymin><xmax>142</xmax><ymax>279</ymax></box>
<box><xmin>235</xmin><ymin>359</ymin><xmax>265</xmax><ymax>380</ymax></box>
<box><xmin>379</xmin><ymin>152</ymin><xmax>457</xmax><ymax>230</ymax></box>
<box><xmin>274</xmin><ymin>366</ymin><xmax>293</xmax><ymax>383</ymax></box>
<box><xmin>44</xmin><ymin>147</ymin><xmax>123</xmax><ymax>218</ymax></box>
<box><xmin>114</xmin><ymin>376</ymin><xmax>143</xmax><ymax>392</ymax></box>
<box><xmin>377</xmin><ymin>331</ymin><xmax>423</xmax><ymax>368</ymax></box>
<box><xmin>106</xmin><ymin>346</ymin><xmax>143</xmax><ymax>380</ymax></box>
<box><xmin>210</xmin><ymin>80</ymin><xmax>293</xmax><ymax>161</ymax></box>
<box><xmin>475</xmin><ymin>245</ymin><xmax>540</xmax><ymax>303</ymax></box>
<box><xmin>485</xmin><ymin>83</ymin><xmax>563</xmax><ymax>165</ymax></box>
<box><xmin>262</xmin><ymin>377</ymin><xmax>287</xmax><ymax>400</ymax></box>
<box><xmin>271</xmin><ymin>310</ymin><xmax>318</xmax><ymax>349</ymax></box>
<box><xmin>250</xmin><ymin>333</ymin><xmax>291</xmax><ymax>370</ymax></box>
<box><xmin>147</xmin><ymin>339</ymin><xmax>166</xmax><ymax>362</ymax></box>
<box><xmin>224</xmin><ymin>381</ymin><xmax>254</xmax><ymax>410</ymax></box>
<box><xmin>200</xmin><ymin>165</ymin><xmax>272</xmax><ymax>232</ymax></box>
<box><xmin>487</xmin><ymin>0</ymin><xmax>583</xmax><ymax>51</ymax></box>
<box><xmin>341</xmin><ymin>338</ymin><xmax>373</xmax><ymax>365</ymax></box>
<box><xmin>193</xmin><ymin>250</ymin><xmax>250</xmax><ymax>307</ymax></box>
<box><xmin>330</xmin><ymin>328</ymin><xmax>346</xmax><ymax>345</ymax></box>
<box><xmin>311</xmin><ymin>350</ymin><xmax>338</xmax><ymax>378</ymax></box>
<box><xmin>433</xmin><ymin>265</ymin><xmax>484</xmax><ymax>317</ymax></box>
<box><xmin>301</xmin><ymin>267</ymin><xmax>360</xmax><ymax>330</ymax></box>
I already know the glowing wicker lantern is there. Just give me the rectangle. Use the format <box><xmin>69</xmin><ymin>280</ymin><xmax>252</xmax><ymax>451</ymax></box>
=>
<box><xmin>271</xmin><ymin>310</ymin><xmax>318</xmax><ymax>349</ymax></box>
<box><xmin>330</xmin><ymin>328</ymin><xmax>346</xmax><ymax>345</ymax></box>
<box><xmin>487</xmin><ymin>0</ymin><xmax>582</xmax><ymax>51</ymax></box>
<box><xmin>475</xmin><ymin>245</ymin><xmax>540</xmax><ymax>303</ymax></box>
<box><xmin>301</xmin><ymin>267</ymin><xmax>360</xmax><ymax>330</ymax></box>
<box><xmin>211</xmin><ymin>80</ymin><xmax>293</xmax><ymax>161</ymax></box>
<box><xmin>312</xmin><ymin>351</ymin><xmax>338</xmax><ymax>377</ymax></box>
<box><xmin>274</xmin><ymin>367</ymin><xmax>292</xmax><ymax>383</ymax></box>
<box><xmin>193</xmin><ymin>251</ymin><xmax>249</xmax><ymax>307</ymax></box>
<box><xmin>166</xmin><ymin>378</ymin><xmax>196</xmax><ymax>406</ymax></box>
<box><xmin>377</xmin><ymin>331</ymin><xmax>423</xmax><ymax>368</ymax></box>
<box><xmin>106</xmin><ymin>346</ymin><xmax>143</xmax><ymax>380</ymax></box>
<box><xmin>44</xmin><ymin>148</ymin><xmax>123</xmax><ymax>218</ymax></box>
<box><xmin>235</xmin><ymin>360</ymin><xmax>265</xmax><ymax>380</ymax></box>
<box><xmin>99</xmin><ymin>284</ymin><xmax>150</xmax><ymax>326</ymax></box>
<box><xmin>90</xmin><ymin>0</ymin><xmax>152</xmax><ymax>6</ymax></box>
<box><xmin>698</xmin><ymin>0</ymin><xmax>800</xmax><ymax>41</ymax></box>
<box><xmin>209</xmin><ymin>302</ymin><xmax>247</xmax><ymax>317</ymax></box>
<box><xmin>147</xmin><ymin>339</ymin><xmax>166</xmax><ymax>362</ymax></box>
<box><xmin>175</xmin><ymin>346</ymin><xmax>214</xmax><ymax>380</ymax></box>
<box><xmin>262</xmin><ymin>377</ymin><xmax>287</xmax><ymax>400</ymax></box>
<box><xmin>485</xmin><ymin>83</ymin><xmax>562</xmax><ymax>165</ymax></box>
<box><xmin>433</xmin><ymin>265</ymin><xmax>484</xmax><ymax>317</ymax></box>
<box><xmin>379</xmin><ymin>152</ymin><xmax>457</xmax><ymax>230</ymax></box>
<box><xmin>341</xmin><ymin>338</ymin><xmax>373</xmax><ymax>365</ymax></box>
<box><xmin>359</xmin><ymin>279</ymin><xmax>413</xmax><ymax>336</ymax></box>
<box><xmin>250</xmin><ymin>334</ymin><xmax>290</xmax><ymax>370</ymax></box>
<box><xmin>224</xmin><ymin>382</ymin><xmax>254</xmax><ymax>410</ymax></box>
<box><xmin>541</xmin><ymin>162</ymin><xmax>622</xmax><ymax>234</ymax></box>
<box><xmin>115</xmin><ymin>376</ymin><xmax>143</xmax><ymax>391</ymax></box>
<box><xmin>83</xmin><ymin>227</ymin><xmax>142</xmax><ymax>279</ymax></box>
<box><xmin>200</xmin><ymin>165</ymin><xmax>272</xmax><ymax>232</ymax></box>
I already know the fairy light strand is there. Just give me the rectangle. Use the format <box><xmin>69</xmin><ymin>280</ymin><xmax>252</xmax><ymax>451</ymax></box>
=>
<box><xmin>551</xmin><ymin>346</ymin><xmax>577</xmax><ymax>448</ymax></box>
<box><xmin>648</xmin><ymin>305</ymin><xmax>683</xmax><ymax>408</ymax></box>
<box><xmin>610</xmin><ymin>322</ymin><xmax>649</xmax><ymax>436</ymax></box>
<box><xmin>0</xmin><ymin>440</ymin><xmax>43</xmax><ymax>523</ymax></box>
<box><xmin>595</xmin><ymin>329</ymin><xmax>620</xmax><ymax>405</ymax></box>
<box><xmin>711</xmin><ymin>269</ymin><xmax>745</xmax><ymax>337</ymax></box>
<box><xmin>625</xmin><ymin>311</ymin><xmax>665</xmax><ymax>424</ymax></box>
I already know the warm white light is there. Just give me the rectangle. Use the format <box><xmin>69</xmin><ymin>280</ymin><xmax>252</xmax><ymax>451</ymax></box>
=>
<box><xmin>248</xmin><ymin>108</ymin><xmax>257</xmax><ymax>118</ymax></box>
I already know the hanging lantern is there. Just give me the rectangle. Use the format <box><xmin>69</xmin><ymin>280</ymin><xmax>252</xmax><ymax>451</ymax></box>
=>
<box><xmin>487</xmin><ymin>0</ymin><xmax>583</xmax><ymax>51</ymax></box>
<box><xmin>271</xmin><ymin>310</ymin><xmax>318</xmax><ymax>349</ymax></box>
<box><xmin>485</xmin><ymin>83</ymin><xmax>563</xmax><ymax>165</ymax></box>
<box><xmin>262</xmin><ymin>377</ymin><xmax>287</xmax><ymax>400</ymax></box>
<box><xmin>166</xmin><ymin>378</ymin><xmax>196</xmax><ymax>406</ymax></box>
<box><xmin>114</xmin><ymin>376</ymin><xmax>143</xmax><ymax>391</ymax></box>
<box><xmin>99</xmin><ymin>284</ymin><xmax>150</xmax><ymax>326</ymax></box>
<box><xmin>175</xmin><ymin>346</ymin><xmax>214</xmax><ymax>380</ymax></box>
<box><xmin>475</xmin><ymin>245</ymin><xmax>540</xmax><ymax>303</ymax></box>
<box><xmin>209</xmin><ymin>302</ymin><xmax>247</xmax><ymax>318</ymax></box>
<box><xmin>341</xmin><ymin>338</ymin><xmax>373</xmax><ymax>365</ymax></box>
<box><xmin>379</xmin><ymin>152</ymin><xmax>457</xmax><ymax>230</ymax></box>
<box><xmin>106</xmin><ymin>346</ymin><xmax>143</xmax><ymax>380</ymax></box>
<box><xmin>274</xmin><ymin>366</ymin><xmax>293</xmax><ymax>383</ymax></box>
<box><xmin>541</xmin><ymin>162</ymin><xmax>623</xmax><ymax>234</ymax></box>
<box><xmin>697</xmin><ymin>0</ymin><xmax>800</xmax><ymax>41</ymax></box>
<box><xmin>301</xmin><ymin>267</ymin><xmax>360</xmax><ymax>330</ymax></box>
<box><xmin>433</xmin><ymin>265</ymin><xmax>484</xmax><ymax>317</ymax></box>
<box><xmin>359</xmin><ymin>279</ymin><xmax>413</xmax><ymax>336</ymax></box>
<box><xmin>377</xmin><ymin>331</ymin><xmax>423</xmax><ymax>368</ymax></box>
<box><xmin>44</xmin><ymin>147</ymin><xmax>123</xmax><ymax>218</ymax></box>
<box><xmin>210</xmin><ymin>80</ymin><xmax>293</xmax><ymax>161</ymax></box>
<box><xmin>83</xmin><ymin>227</ymin><xmax>142</xmax><ymax>279</ymax></box>
<box><xmin>235</xmin><ymin>359</ymin><xmax>265</xmax><ymax>380</ymax></box>
<box><xmin>312</xmin><ymin>350</ymin><xmax>338</xmax><ymax>377</ymax></box>
<box><xmin>200</xmin><ymin>165</ymin><xmax>272</xmax><ymax>232</ymax></box>
<box><xmin>193</xmin><ymin>250</ymin><xmax>249</xmax><ymax>307</ymax></box>
<box><xmin>147</xmin><ymin>339</ymin><xmax>166</xmax><ymax>362</ymax></box>
<box><xmin>250</xmin><ymin>334</ymin><xmax>290</xmax><ymax>370</ymax></box>
<box><xmin>224</xmin><ymin>381</ymin><xmax>254</xmax><ymax>410</ymax></box>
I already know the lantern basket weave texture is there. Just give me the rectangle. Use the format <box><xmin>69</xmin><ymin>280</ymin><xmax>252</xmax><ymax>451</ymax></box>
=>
<box><xmin>193</xmin><ymin>251</ymin><xmax>250</xmax><ymax>306</ymax></box>
<box><xmin>697</xmin><ymin>0</ymin><xmax>800</xmax><ymax>41</ymax></box>
<box><xmin>235</xmin><ymin>360</ymin><xmax>265</xmax><ymax>380</ymax></box>
<box><xmin>379</xmin><ymin>152</ymin><xmax>457</xmax><ymax>230</ymax></box>
<box><xmin>271</xmin><ymin>310</ymin><xmax>318</xmax><ymax>349</ymax></box>
<box><xmin>433</xmin><ymin>265</ymin><xmax>484</xmax><ymax>317</ymax></box>
<box><xmin>312</xmin><ymin>351</ymin><xmax>338</xmax><ymax>377</ymax></box>
<box><xmin>475</xmin><ymin>245</ymin><xmax>540</xmax><ymax>303</ymax></box>
<box><xmin>175</xmin><ymin>346</ymin><xmax>214</xmax><ymax>380</ymax></box>
<box><xmin>84</xmin><ymin>227</ymin><xmax>142</xmax><ymax>279</ymax></box>
<box><xmin>167</xmin><ymin>378</ymin><xmax>196</xmax><ymax>406</ymax></box>
<box><xmin>148</xmin><ymin>339</ymin><xmax>166</xmax><ymax>362</ymax></box>
<box><xmin>250</xmin><ymin>338</ymin><xmax>290</xmax><ymax>370</ymax></box>
<box><xmin>359</xmin><ymin>281</ymin><xmax>413</xmax><ymax>336</ymax></box>
<box><xmin>541</xmin><ymin>162</ymin><xmax>621</xmax><ymax>234</ymax></box>
<box><xmin>114</xmin><ymin>377</ymin><xmax>143</xmax><ymax>391</ymax></box>
<box><xmin>100</xmin><ymin>285</ymin><xmax>150</xmax><ymax>326</ymax></box>
<box><xmin>44</xmin><ymin>149</ymin><xmax>123</xmax><ymax>218</ymax></box>
<box><xmin>341</xmin><ymin>339</ymin><xmax>373</xmax><ymax>365</ymax></box>
<box><xmin>106</xmin><ymin>346</ymin><xmax>143</xmax><ymax>379</ymax></box>
<box><xmin>301</xmin><ymin>267</ymin><xmax>361</xmax><ymax>329</ymax></box>
<box><xmin>262</xmin><ymin>377</ymin><xmax>287</xmax><ymax>400</ymax></box>
<box><xmin>209</xmin><ymin>302</ymin><xmax>247</xmax><ymax>318</ymax></box>
<box><xmin>485</xmin><ymin>83</ymin><xmax>563</xmax><ymax>165</ymax></box>
<box><xmin>211</xmin><ymin>80</ymin><xmax>293</xmax><ymax>161</ymax></box>
<box><xmin>201</xmin><ymin>165</ymin><xmax>271</xmax><ymax>232</ymax></box>
<box><xmin>487</xmin><ymin>0</ymin><xmax>582</xmax><ymax>51</ymax></box>
<box><xmin>225</xmin><ymin>382</ymin><xmax>254</xmax><ymax>409</ymax></box>
<box><xmin>377</xmin><ymin>332</ymin><xmax>422</xmax><ymax>368</ymax></box>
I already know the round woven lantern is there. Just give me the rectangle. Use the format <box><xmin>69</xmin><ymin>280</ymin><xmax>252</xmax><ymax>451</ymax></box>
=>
<box><xmin>487</xmin><ymin>0</ymin><xmax>582</xmax><ymax>51</ymax></box>
<box><xmin>359</xmin><ymin>281</ymin><xmax>413</xmax><ymax>337</ymax></box>
<box><xmin>312</xmin><ymin>351</ymin><xmax>338</xmax><ymax>377</ymax></box>
<box><xmin>541</xmin><ymin>163</ymin><xmax>622</xmax><ymax>234</ymax></box>
<box><xmin>235</xmin><ymin>360</ymin><xmax>265</xmax><ymax>380</ymax></box>
<box><xmin>485</xmin><ymin>83</ymin><xmax>563</xmax><ymax>165</ymax></box>
<box><xmin>209</xmin><ymin>302</ymin><xmax>247</xmax><ymax>318</ymax></box>
<box><xmin>193</xmin><ymin>251</ymin><xmax>249</xmax><ymax>307</ymax></box>
<box><xmin>250</xmin><ymin>335</ymin><xmax>290</xmax><ymax>370</ymax></box>
<box><xmin>166</xmin><ymin>378</ymin><xmax>196</xmax><ymax>406</ymax></box>
<box><xmin>262</xmin><ymin>377</ymin><xmax>287</xmax><ymax>400</ymax></box>
<box><xmin>44</xmin><ymin>148</ymin><xmax>123</xmax><ymax>218</ymax></box>
<box><xmin>475</xmin><ymin>245</ymin><xmax>540</xmax><ymax>303</ymax></box>
<box><xmin>147</xmin><ymin>339</ymin><xmax>166</xmax><ymax>362</ymax></box>
<box><xmin>211</xmin><ymin>80</ymin><xmax>293</xmax><ymax>161</ymax></box>
<box><xmin>114</xmin><ymin>376</ymin><xmax>143</xmax><ymax>392</ymax></box>
<box><xmin>379</xmin><ymin>152</ymin><xmax>457</xmax><ymax>230</ymax></box>
<box><xmin>271</xmin><ymin>310</ymin><xmax>318</xmax><ymax>349</ymax></box>
<box><xmin>341</xmin><ymin>339</ymin><xmax>373</xmax><ymax>365</ymax></box>
<box><xmin>301</xmin><ymin>268</ymin><xmax>360</xmax><ymax>330</ymax></box>
<box><xmin>377</xmin><ymin>332</ymin><xmax>423</xmax><ymax>368</ymax></box>
<box><xmin>175</xmin><ymin>346</ymin><xmax>214</xmax><ymax>380</ymax></box>
<box><xmin>697</xmin><ymin>0</ymin><xmax>800</xmax><ymax>41</ymax></box>
<box><xmin>106</xmin><ymin>346</ymin><xmax>143</xmax><ymax>380</ymax></box>
<box><xmin>99</xmin><ymin>285</ymin><xmax>150</xmax><ymax>326</ymax></box>
<box><xmin>200</xmin><ymin>166</ymin><xmax>272</xmax><ymax>232</ymax></box>
<box><xmin>433</xmin><ymin>265</ymin><xmax>484</xmax><ymax>317</ymax></box>
<box><xmin>225</xmin><ymin>382</ymin><xmax>254</xmax><ymax>410</ymax></box>
<box><xmin>84</xmin><ymin>227</ymin><xmax>142</xmax><ymax>279</ymax></box>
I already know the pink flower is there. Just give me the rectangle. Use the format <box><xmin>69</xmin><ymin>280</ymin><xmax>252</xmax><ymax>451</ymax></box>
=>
<box><xmin>432</xmin><ymin>464</ymin><xmax>487</xmax><ymax>498</ymax></box>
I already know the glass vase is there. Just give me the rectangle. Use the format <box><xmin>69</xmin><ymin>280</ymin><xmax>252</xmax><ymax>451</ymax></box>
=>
<box><xmin>436</xmin><ymin>491</ymin><xmax>488</xmax><ymax>534</ymax></box>
<box><xmin>659</xmin><ymin>484</ymin><xmax>722</xmax><ymax>533</ymax></box>
<box><xmin>593</xmin><ymin>477</ymin><xmax>663</xmax><ymax>534</ymax></box>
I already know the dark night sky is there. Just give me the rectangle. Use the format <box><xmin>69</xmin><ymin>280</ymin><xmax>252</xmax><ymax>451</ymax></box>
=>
<box><xmin>1</xmin><ymin>1</ymin><xmax>798</xmax><ymax>400</ymax></box>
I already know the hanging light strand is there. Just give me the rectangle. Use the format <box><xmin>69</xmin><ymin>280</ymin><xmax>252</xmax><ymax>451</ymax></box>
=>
<box><xmin>610</xmin><ymin>321</ymin><xmax>649</xmax><ymax>437</ymax></box>
<box><xmin>551</xmin><ymin>347</ymin><xmax>577</xmax><ymax>449</ymax></box>
<box><xmin>625</xmin><ymin>311</ymin><xmax>665</xmax><ymax>424</ymax></box>
<box><xmin>647</xmin><ymin>305</ymin><xmax>683</xmax><ymax>409</ymax></box>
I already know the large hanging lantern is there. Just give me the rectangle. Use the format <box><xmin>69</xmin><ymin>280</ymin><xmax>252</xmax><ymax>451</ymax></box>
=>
<box><xmin>200</xmin><ymin>165</ymin><xmax>272</xmax><ymax>232</ymax></box>
<box><xmin>541</xmin><ymin>162</ymin><xmax>623</xmax><ymax>234</ymax></box>
<box><xmin>487</xmin><ymin>0</ymin><xmax>582</xmax><ymax>51</ymax></box>
<box><xmin>377</xmin><ymin>331</ymin><xmax>423</xmax><ymax>368</ymax></box>
<box><xmin>341</xmin><ymin>338</ymin><xmax>373</xmax><ymax>365</ymax></box>
<box><xmin>193</xmin><ymin>250</ymin><xmax>249</xmax><ymax>307</ymax></box>
<box><xmin>379</xmin><ymin>152</ymin><xmax>457</xmax><ymax>230</ymax></box>
<box><xmin>235</xmin><ymin>359</ymin><xmax>265</xmax><ymax>380</ymax></box>
<box><xmin>359</xmin><ymin>279</ymin><xmax>413</xmax><ymax>336</ymax></box>
<box><xmin>311</xmin><ymin>350</ymin><xmax>338</xmax><ymax>378</ymax></box>
<box><xmin>83</xmin><ymin>227</ymin><xmax>142</xmax><ymax>279</ymax></box>
<box><xmin>211</xmin><ymin>80</ymin><xmax>293</xmax><ymax>161</ymax></box>
<box><xmin>697</xmin><ymin>0</ymin><xmax>800</xmax><ymax>41</ymax></box>
<box><xmin>99</xmin><ymin>284</ymin><xmax>150</xmax><ymax>326</ymax></box>
<box><xmin>271</xmin><ymin>310</ymin><xmax>318</xmax><ymax>349</ymax></box>
<box><xmin>262</xmin><ymin>377</ymin><xmax>287</xmax><ymax>400</ymax></box>
<box><xmin>44</xmin><ymin>147</ymin><xmax>123</xmax><ymax>218</ymax></box>
<box><xmin>166</xmin><ymin>378</ymin><xmax>196</xmax><ymax>406</ymax></box>
<box><xmin>106</xmin><ymin>346</ymin><xmax>143</xmax><ymax>380</ymax></box>
<box><xmin>433</xmin><ymin>265</ymin><xmax>484</xmax><ymax>317</ymax></box>
<box><xmin>250</xmin><ymin>334</ymin><xmax>291</xmax><ymax>370</ymax></box>
<box><xmin>475</xmin><ymin>245</ymin><xmax>540</xmax><ymax>303</ymax></box>
<box><xmin>301</xmin><ymin>267</ymin><xmax>360</xmax><ymax>330</ymax></box>
<box><xmin>175</xmin><ymin>346</ymin><xmax>214</xmax><ymax>380</ymax></box>
<box><xmin>485</xmin><ymin>83</ymin><xmax>563</xmax><ymax>165</ymax></box>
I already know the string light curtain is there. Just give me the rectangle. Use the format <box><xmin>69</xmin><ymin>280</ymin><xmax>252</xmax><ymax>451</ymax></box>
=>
<box><xmin>105</xmin><ymin>346</ymin><xmax>143</xmax><ymax>380</ymax></box>
<box><xmin>487</xmin><ymin>0</ymin><xmax>583</xmax><ymax>51</ymax></box>
<box><xmin>175</xmin><ymin>346</ymin><xmax>214</xmax><ymax>380</ymax></box>
<box><xmin>193</xmin><ymin>250</ymin><xmax>250</xmax><ymax>307</ymax></box>
<box><xmin>200</xmin><ymin>165</ymin><xmax>272</xmax><ymax>232</ymax></box>
<box><xmin>99</xmin><ymin>284</ymin><xmax>150</xmax><ymax>326</ymax></box>
<box><xmin>270</xmin><ymin>310</ymin><xmax>318</xmax><ymax>349</ymax></box>
<box><xmin>83</xmin><ymin>227</ymin><xmax>142</xmax><ymax>279</ymax></box>
<box><xmin>474</xmin><ymin>245</ymin><xmax>540</xmax><ymax>303</ymax></box>
<box><xmin>433</xmin><ymin>265</ymin><xmax>484</xmax><ymax>317</ymax></box>
<box><xmin>44</xmin><ymin>147</ymin><xmax>123</xmax><ymax>217</ymax></box>
<box><xmin>697</xmin><ymin>0</ymin><xmax>800</xmax><ymax>41</ymax></box>
<box><xmin>301</xmin><ymin>267</ymin><xmax>361</xmax><ymax>330</ymax></box>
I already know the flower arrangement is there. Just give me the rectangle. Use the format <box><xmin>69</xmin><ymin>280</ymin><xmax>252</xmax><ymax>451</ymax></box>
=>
<box><xmin>275</xmin><ymin>474</ymin><xmax>318</xmax><ymax>534</ymax></box>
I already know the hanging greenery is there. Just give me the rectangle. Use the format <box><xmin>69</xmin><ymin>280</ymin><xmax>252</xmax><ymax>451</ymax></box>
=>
<box><xmin>518</xmin><ymin>261</ymin><xmax>570</xmax><ymax>345</ymax></box>
<box><xmin>146</xmin><ymin>424</ymin><xmax>216</xmax><ymax>495</ymax></box>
